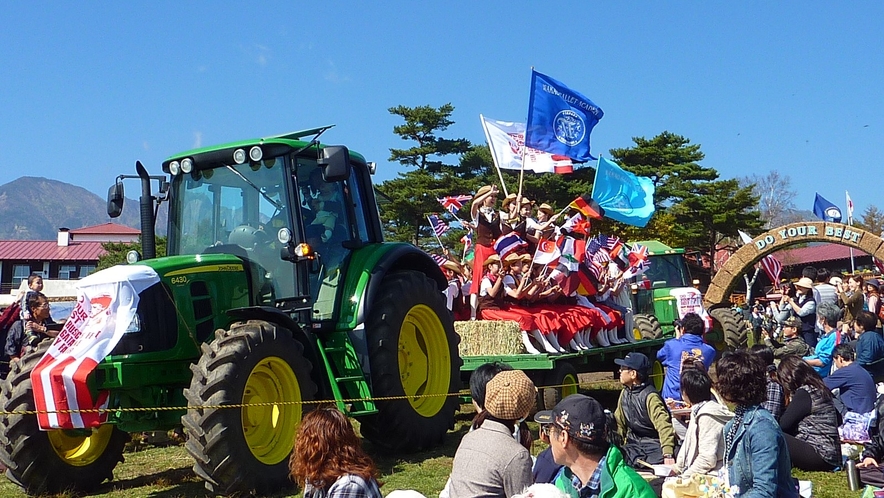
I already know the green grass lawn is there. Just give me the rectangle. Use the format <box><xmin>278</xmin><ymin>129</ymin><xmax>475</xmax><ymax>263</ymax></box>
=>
<box><xmin>0</xmin><ymin>385</ymin><xmax>866</xmax><ymax>497</ymax></box>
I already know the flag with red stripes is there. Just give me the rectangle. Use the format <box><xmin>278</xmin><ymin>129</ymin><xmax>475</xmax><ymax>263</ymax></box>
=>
<box><xmin>438</xmin><ymin>194</ymin><xmax>473</xmax><ymax>215</ymax></box>
<box><xmin>494</xmin><ymin>233</ymin><xmax>528</xmax><ymax>259</ymax></box>
<box><xmin>760</xmin><ymin>255</ymin><xmax>783</xmax><ymax>288</ymax></box>
<box><xmin>31</xmin><ymin>265</ymin><xmax>160</xmax><ymax>429</ymax></box>
<box><xmin>428</xmin><ymin>214</ymin><xmax>450</xmax><ymax>237</ymax></box>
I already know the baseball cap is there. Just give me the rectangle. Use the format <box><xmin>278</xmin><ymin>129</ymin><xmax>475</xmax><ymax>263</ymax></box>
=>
<box><xmin>484</xmin><ymin>370</ymin><xmax>536</xmax><ymax>420</ymax></box>
<box><xmin>534</xmin><ymin>394</ymin><xmax>607</xmax><ymax>443</ymax></box>
<box><xmin>783</xmin><ymin>316</ymin><xmax>802</xmax><ymax>328</ymax></box>
<box><xmin>614</xmin><ymin>352</ymin><xmax>650</xmax><ymax>373</ymax></box>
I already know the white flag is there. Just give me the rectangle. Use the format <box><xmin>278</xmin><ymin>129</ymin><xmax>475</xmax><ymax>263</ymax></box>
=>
<box><xmin>846</xmin><ymin>191</ymin><xmax>854</xmax><ymax>222</ymax></box>
<box><xmin>481</xmin><ymin>116</ymin><xmax>573</xmax><ymax>174</ymax></box>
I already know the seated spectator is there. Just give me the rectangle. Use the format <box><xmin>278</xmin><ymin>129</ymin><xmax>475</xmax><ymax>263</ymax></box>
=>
<box><xmin>858</xmin><ymin>396</ymin><xmax>884</xmax><ymax>487</ymax></box>
<box><xmin>449</xmin><ymin>370</ymin><xmax>536</xmax><ymax>498</ymax></box>
<box><xmin>804</xmin><ymin>302</ymin><xmax>841</xmax><ymax>378</ymax></box>
<box><xmin>715</xmin><ymin>350</ymin><xmax>798</xmax><ymax>497</ymax></box>
<box><xmin>762</xmin><ymin>316</ymin><xmax>812</xmax><ymax>360</ymax></box>
<box><xmin>5</xmin><ymin>292</ymin><xmax>58</xmax><ymax>362</ymax></box>
<box><xmin>613</xmin><ymin>352</ymin><xmax>677</xmax><ymax>467</ymax></box>
<box><xmin>749</xmin><ymin>344</ymin><xmax>787</xmax><ymax>420</ymax></box>
<box><xmin>289</xmin><ymin>406</ymin><xmax>382</xmax><ymax>498</ymax></box>
<box><xmin>824</xmin><ymin>343</ymin><xmax>876</xmax><ymax>416</ymax></box>
<box><xmin>672</xmin><ymin>367</ymin><xmax>733</xmax><ymax>478</ymax></box>
<box><xmin>777</xmin><ymin>355</ymin><xmax>841</xmax><ymax>471</ymax></box>
<box><xmin>535</xmin><ymin>394</ymin><xmax>655</xmax><ymax>498</ymax></box>
<box><xmin>853</xmin><ymin>310</ymin><xmax>884</xmax><ymax>378</ymax></box>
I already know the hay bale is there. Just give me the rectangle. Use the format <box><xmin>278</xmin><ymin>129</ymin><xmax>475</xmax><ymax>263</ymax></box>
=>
<box><xmin>454</xmin><ymin>320</ymin><xmax>523</xmax><ymax>356</ymax></box>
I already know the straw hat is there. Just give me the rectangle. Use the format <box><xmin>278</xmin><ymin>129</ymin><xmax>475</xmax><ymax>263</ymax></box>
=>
<box><xmin>475</xmin><ymin>185</ymin><xmax>493</xmax><ymax>197</ymax></box>
<box><xmin>503</xmin><ymin>252</ymin><xmax>523</xmax><ymax>266</ymax></box>
<box><xmin>520</xmin><ymin>197</ymin><xmax>534</xmax><ymax>206</ymax></box>
<box><xmin>794</xmin><ymin>277</ymin><xmax>814</xmax><ymax>289</ymax></box>
<box><xmin>500</xmin><ymin>193</ymin><xmax>518</xmax><ymax>211</ymax></box>
<box><xmin>442</xmin><ymin>260</ymin><xmax>462</xmax><ymax>275</ymax></box>
<box><xmin>537</xmin><ymin>203</ymin><xmax>555</xmax><ymax>216</ymax></box>
<box><xmin>483</xmin><ymin>254</ymin><xmax>501</xmax><ymax>267</ymax></box>
<box><xmin>520</xmin><ymin>253</ymin><xmax>533</xmax><ymax>263</ymax></box>
<box><xmin>484</xmin><ymin>370</ymin><xmax>536</xmax><ymax>420</ymax></box>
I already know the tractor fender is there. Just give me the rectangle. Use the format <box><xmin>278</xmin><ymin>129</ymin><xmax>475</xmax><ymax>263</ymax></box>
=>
<box><xmin>225</xmin><ymin>306</ymin><xmax>330</xmax><ymax>396</ymax></box>
<box><xmin>356</xmin><ymin>244</ymin><xmax>446</xmax><ymax>325</ymax></box>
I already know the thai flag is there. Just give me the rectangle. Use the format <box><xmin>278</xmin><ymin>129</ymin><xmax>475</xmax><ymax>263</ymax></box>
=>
<box><xmin>494</xmin><ymin>233</ymin><xmax>528</xmax><ymax>259</ymax></box>
<box><xmin>428</xmin><ymin>214</ymin><xmax>450</xmax><ymax>237</ymax></box>
<box><xmin>438</xmin><ymin>194</ymin><xmax>473</xmax><ymax>215</ymax></box>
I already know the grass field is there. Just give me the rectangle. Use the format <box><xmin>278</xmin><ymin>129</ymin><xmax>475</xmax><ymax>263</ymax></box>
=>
<box><xmin>0</xmin><ymin>383</ymin><xmax>865</xmax><ymax>497</ymax></box>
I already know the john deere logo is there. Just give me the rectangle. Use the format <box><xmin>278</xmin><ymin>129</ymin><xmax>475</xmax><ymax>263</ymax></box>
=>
<box><xmin>554</xmin><ymin>110</ymin><xmax>585</xmax><ymax>146</ymax></box>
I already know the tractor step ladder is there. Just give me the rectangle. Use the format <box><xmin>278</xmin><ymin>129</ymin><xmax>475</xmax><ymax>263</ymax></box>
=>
<box><xmin>314</xmin><ymin>333</ymin><xmax>378</xmax><ymax>417</ymax></box>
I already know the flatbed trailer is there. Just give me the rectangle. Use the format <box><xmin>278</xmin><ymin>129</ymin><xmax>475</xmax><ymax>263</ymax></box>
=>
<box><xmin>460</xmin><ymin>336</ymin><xmax>669</xmax><ymax>410</ymax></box>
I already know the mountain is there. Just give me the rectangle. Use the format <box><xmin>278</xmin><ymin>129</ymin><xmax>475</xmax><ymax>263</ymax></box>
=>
<box><xmin>0</xmin><ymin>177</ymin><xmax>166</xmax><ymax>240</ymax></box>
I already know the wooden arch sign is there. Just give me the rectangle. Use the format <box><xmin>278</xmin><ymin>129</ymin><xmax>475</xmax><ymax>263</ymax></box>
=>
<box><xmin>704</xmin><ymin>221</ymin><xmax>884</xmax><ymax>309</ymax></box>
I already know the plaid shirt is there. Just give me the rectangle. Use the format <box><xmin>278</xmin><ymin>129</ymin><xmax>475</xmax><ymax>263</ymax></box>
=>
<box><xmin>762</xmin><ymin>377</ymin><xmax>786</xmax><ymax>420</ymax></box>
<box><xmin>303</xmin><ymin>475</ymin><xmax>382</xmax><ymax>498</ymax></box>
<box><xmin>570</xmin><ymin>455</ymin><xmax>606</xmax><ymax>498</ymax></box>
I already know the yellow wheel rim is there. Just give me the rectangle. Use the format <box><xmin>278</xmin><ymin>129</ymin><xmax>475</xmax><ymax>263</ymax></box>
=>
<box><xmin>651</xmin><ymin>360</ymin><xmax>665</xmax><ymax>392</ymax></box>
<box><xmin>632</xmin><ymin>326</ymin><xmax>643</xmax><ymax>341</ymax></box>
<box><xmin>561</xmin><ymin>373</ymin><xmax>579</xmax><ymax>399</ymax></box>
<box><xmin>242</xmin><ymin>356</ymin><xmax>301</xmax><ymax>465</ymax></box>
<box><xmin>398</xmin><ymin>304</ymin><xmax>451</xmax><ymax>417</ymax></box>
<box><xmin>48</xmin><ymin>424</ymin><xmax>113</xmax><ymax>467</ymax></box>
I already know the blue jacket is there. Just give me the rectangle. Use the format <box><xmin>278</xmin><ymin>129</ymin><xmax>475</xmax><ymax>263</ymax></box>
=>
<box><xmin>656</xmin><ymin>334</ymin><xmax>716</xmax><ymax>401</ymax></box>
<box><xmin>804</xmin><ymin>329</ymin><xmax>837</xmax><ymax>378</ymax></box>
<box><xmin>855</xmin><ymin>331</ymin><xmax>884</xmax><ymax>377</ymax></box>
<box><xmin>724</xmin><ymin>405</ymin><xmax>797</xmax><ymax>498</ymax></box>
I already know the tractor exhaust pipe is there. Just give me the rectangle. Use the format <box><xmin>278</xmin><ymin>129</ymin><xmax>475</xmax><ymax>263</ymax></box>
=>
<box><xmin>136</xmin><ymin>161</ymin><xmax>156</xmax><ymax>260</ymax></box>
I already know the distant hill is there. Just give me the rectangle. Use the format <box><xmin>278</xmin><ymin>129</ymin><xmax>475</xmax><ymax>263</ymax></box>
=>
<box><xmin>0</xmin><ymin>177</ymin><xmax>167</xmax><ymax>240</ymax></box>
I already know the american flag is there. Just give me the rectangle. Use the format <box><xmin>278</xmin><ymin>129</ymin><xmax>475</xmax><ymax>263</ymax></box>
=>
<box><xmin>428</xmin><ymin>214</ymin><xmax>450</xmax><ymax>237</ymax></box>
<box><xmin>598</xmin><ymin>234</ymin><xmax>623</xmax><ymax>257</ymax></box>
<box><xmin>438</xmin><ymin>194</ymin><xmax>473</xmax><ymax>215</ymax></box>
<box><xmin>430</xmin><ymin>253</ymin><xmax>449</xmax><ymax>267</ymax></box>
<box><xmin>760</xmin><ymin>255</ymin><xmax>783</xmax><ymax>288</ymax></box>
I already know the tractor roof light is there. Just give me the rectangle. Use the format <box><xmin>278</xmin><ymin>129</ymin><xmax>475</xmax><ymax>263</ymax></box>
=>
<box><xmin>249</xmin><ymin>146</ymin><xmax>263</xmax><ymax>162</ymax></box>
<box><xmin>126</xmin><ymin>250</ymin><xmax>141</xmax><ymax>264</ymax></box>
<box><xmin>180</xmin><ymin>157</ymin><xmax>193</xmax><ymax>173</ymax></box>
<box><xmin>233</xmin><ymin>148</ymin><xmax>247</xmax><ymax>164</ymax></box>
<box><xmin>169</xmin><ymin>161</ymin><xmax>180</xmax><ymax>176</ymax></box>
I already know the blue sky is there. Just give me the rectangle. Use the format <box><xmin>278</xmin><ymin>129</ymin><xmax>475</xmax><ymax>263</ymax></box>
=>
<box><xmin>2</xmin><ymin>2</ymin><xmax>882</xmax><ymax>218</ymax></box>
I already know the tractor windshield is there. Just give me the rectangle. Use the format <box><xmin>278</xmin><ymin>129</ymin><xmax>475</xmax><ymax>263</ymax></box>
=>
<box><xmin>167</xmin><ymin>156</ymin><xmax>297</xmax><ymax>298</ymax></box>
<box><xmin>643</xmin><ymin>254</ymin><xmax>691</xmax><ymax>288</ymax></box>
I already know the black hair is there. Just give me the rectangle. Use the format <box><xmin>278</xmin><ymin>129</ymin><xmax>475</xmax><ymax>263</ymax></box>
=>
<box><xmin>680</xmin><ymin>368</ymin><xmax>712</xmax><ymax>405</ymax></box>
<box><xmin>777</xmin><ymin>355</ymin><xmax>832</xmax><ymax>401</ymax></box>
<box><xmin>715</xmin><ymin>350</ymin><xmax>767</xmax><ymax>407</ymax></box>
<box><xmin>802</xmin><ymin>266</ymin><xmax>818</xmax><ymax>280</ymax></box>
<box><xmin>749</xmin><ymin>344</ymin><xmax>775</xmax><ymax>367</ymax></box>
<box><xmin>833</xmin><ymin>343</ymin><xmax>856</xmax><ymax>362</ymax></box>
<box><xmin>681</xmin><ymin>312</ymin><xmax>704</xmax><ymax>336</ymax></box>
<box><xmin>27</xmin><ymin>273</ymin><xmax>42</xmax><ymax>285</ymax></box>
<box><xmin>469</xmin><ymin>362</ymin><xmax>513</xmax><ymax>410</ymax></box>
<box><xmin>855</xmin><ymin>311</ymin><xmax>878</xmax><ymax>333</ymax></box>
<box><xmin>816</xmin><ymin>267</ymin><xmax>831</xmax><ymax>284</ymax></box>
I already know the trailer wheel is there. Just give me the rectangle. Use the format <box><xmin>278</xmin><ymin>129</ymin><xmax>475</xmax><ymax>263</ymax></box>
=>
<box><xmin>709</xmin><ymin>308</ymin><xmax>747</xmax><ymax>351</ymax></box>
<box><xmin>634</xmin><ymin>314</ymin><xmax>662</xmax><ymax>340</ymax></box>
<box><xmin>360</xmin><ymin>270</ymin><xmax>461</xmax><ymax>452</ymax></box>
<box><xmin>541</xmin><ymin>362</ymin><xmax>579</xmax><ymax>410</ymax></box>
<box><xmin>0</xmin><ymin>340</ymin><xmax>129</xmax><ymax>495</ymax></box>
<box><xmin>183</xmin><ymin>320</ymin><xmax>317</xmax><ymax>495</ymax></box>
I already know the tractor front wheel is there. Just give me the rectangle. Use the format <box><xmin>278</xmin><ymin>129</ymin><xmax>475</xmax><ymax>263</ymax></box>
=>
<box><xmin>0</xmin><ymin>341</ymin><xmax>129</xmax><ymax>495</ymax></box>
<box><xmin>183</xmin><ymin>320</ymin><xmax>317</xmax><ymax>495</ymax></box>
<box><xmin>360</xmin><ymin>270</ymin><xmax>461</xmax><ymax>452</ymax></box>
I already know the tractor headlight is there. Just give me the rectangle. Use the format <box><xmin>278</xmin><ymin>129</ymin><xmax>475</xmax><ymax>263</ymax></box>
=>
<box><xmin>233</xmin><ymin>148</ymin><xmax>247</xmax><ymax>164</ymax></box>
<box><xmin>249</xmin><ymin>146</ymin><xmax>263</xmax><ymax>162</ymax></box>
<box><xmin>180</xmin><ymin>157</ymin><xmax>193</xmax><ymax>173</ymax></box>
<box><xmin>169</xmin><ymin>161</ymin><xmax>180</xmax><ymax>175</ymax></box>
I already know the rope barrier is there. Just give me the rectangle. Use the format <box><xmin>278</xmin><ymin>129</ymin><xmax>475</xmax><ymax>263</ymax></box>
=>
<box><xmin>0</xmin><ymin>379</ymin><xmax>621</xmax><ymax>417</ymax></box>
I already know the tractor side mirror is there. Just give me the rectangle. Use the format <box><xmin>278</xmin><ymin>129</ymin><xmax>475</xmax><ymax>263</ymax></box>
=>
<box><xmin>319</xmin><ymin>146</ymin><xmax>351</xmax><ymax>182</ymax></box>
<box><xmin>107</xmin><ymin>181</ymin><xmax>125</xmax><ymax>218</ymax></box>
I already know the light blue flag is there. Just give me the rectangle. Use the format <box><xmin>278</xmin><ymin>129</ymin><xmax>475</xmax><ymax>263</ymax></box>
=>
<box><xmin>591</xmin><ymin>157</ymin><xmax>656</xmax><ymax>227</ymax></box>
<box><xmin>525</xmin><ymin>70</ymin><xmax>603</xmax><ymax>162</ymax></box>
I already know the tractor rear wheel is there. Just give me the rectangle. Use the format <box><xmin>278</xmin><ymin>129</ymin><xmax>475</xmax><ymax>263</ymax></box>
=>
<box><xmin>360</xmin><ymin>270</ymin><xmax>461</xmax><ymax>452</ymax></box>
<box><xmin>710</xmin><ymin>308</ymin><xmax>748</xmax><ymax>350</ymax></box>
<box><xmin>541</xmin><ymin>362</ymin><xmax>579</xmax><ymax>411</ymax></box>
<box><xmin>634</xmin><ymin>314</ymin><xmax>662</xmax><ymax>340</ymax></box>
<box><xmin>183</xmin><ymin>320</ymin><xmax>317</xmax><ymax>495</ymax></box>
<box><xmin>0</xmin><ymin>340</ymin><xmax>129</xmax><ymax>495</ymax></box>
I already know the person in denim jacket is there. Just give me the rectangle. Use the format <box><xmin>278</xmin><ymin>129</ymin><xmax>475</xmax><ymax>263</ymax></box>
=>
<box><xmin>716</xmin><ymin>350</ymin><xmax>798</xmax><ymax>497</ymax></box>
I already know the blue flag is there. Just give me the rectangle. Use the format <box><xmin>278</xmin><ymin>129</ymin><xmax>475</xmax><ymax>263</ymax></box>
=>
<box><xmin>813</xmin><ymin>193</ymin><xmax>842</xmax><ymax>222</ymax></box>
<box><xmin>591</xmin><ymin>157</ymin><xmax>656</xmax><ymax>227</ymax></box>
<box><xmin>525</xmin><ymin>70</ymin><xmax>603</xmax><ymax>162</ymax></box>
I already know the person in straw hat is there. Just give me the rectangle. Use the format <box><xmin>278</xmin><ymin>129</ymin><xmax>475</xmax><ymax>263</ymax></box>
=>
<box><xmin>441</xmin><ymin>259</ymin><xmax>463</xmax><ymax>313</ymax></box>
<box><xmin>777</xmin><ymin>276</ymin><xmax>818</xmax><ymax>347</ymax></box>
<box><xmin>529</xmin><ymin>202</ymin><xmax>561</xmax><ymax>240</ymax></box>
<box><xmin>469</xmin><ymin>185</ymin><xmax>502</xmax><ymax>319</ymax></box>
<box><xmin>477</xmin><ymin>254</ymin><xmax>544</xmax><ymax>355</ymax></box>
<box><xmin>500</xmin><ymin>252</ymin><xmax>565</xmax><ymax>354</ymax></box>
<box><xmin>449</xmin><ymin>370</ymin><xmax>536</xmax><ymax>498</ymax></box>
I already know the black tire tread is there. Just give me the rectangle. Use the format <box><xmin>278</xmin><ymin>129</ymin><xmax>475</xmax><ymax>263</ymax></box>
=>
<box><xmin>710</xmin><ymin>308</ymin><xmax>748</xmax><ymax>349</ymax></box>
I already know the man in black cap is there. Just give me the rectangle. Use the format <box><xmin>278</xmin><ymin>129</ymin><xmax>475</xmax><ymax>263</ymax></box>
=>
<box><xmin>762</xmin><ymin>315</ymin><xmax>812</xmax><ymax>359</ymax></box>
<box><xmin>535</xmin><ymin>394</ymin><xmax>655</xmax><ymax>497</ymax></box>
<box><xmin>613</xmin><ymin>352</ymin><xmax>677</xmax><ymax>468</ymax></box>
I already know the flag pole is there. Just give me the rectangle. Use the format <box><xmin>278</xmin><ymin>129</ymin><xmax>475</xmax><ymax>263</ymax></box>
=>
<box><xmin>427</xmin><ymin>215</ymin><xmax>445</xmax><ymax>249</ymax></box>
<box><xmin>480</xmin><ymin>114</ymin><xmax>510</xmax><ymax>197</ymax></box>
<box><xmin>847</xmin><ymin>190</ymin><xmax>855</xmax><ymax>273</ymax></box>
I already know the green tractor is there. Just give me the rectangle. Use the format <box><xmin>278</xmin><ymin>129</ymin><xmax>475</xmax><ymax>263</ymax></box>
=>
<box><xmin>629</xmin><ymin>240</ymin><xmax>746</xmax><ymax>350</ymax></box>
<box><xmin>0</xmin><ymin>127</ymin><xmax>461</xmax><ymax>495</ymax></box>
